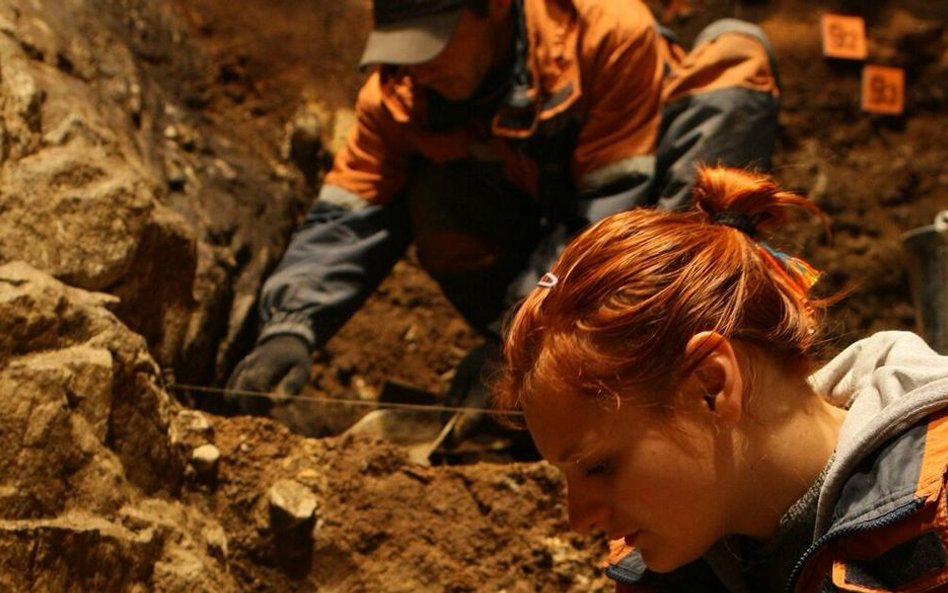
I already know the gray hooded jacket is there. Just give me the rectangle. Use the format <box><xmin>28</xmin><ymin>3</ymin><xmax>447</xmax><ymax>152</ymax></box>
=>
<box><xmin>606</xmin><ymin>331</ymin><xmax>948</xmax><ymax>592</ymax></box>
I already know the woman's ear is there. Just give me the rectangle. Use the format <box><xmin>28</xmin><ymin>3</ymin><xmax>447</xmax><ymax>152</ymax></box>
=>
<box><xmin>683</xmin><ymin>331</ymin><xmax>744</xmax><ymax>426</ymax></box>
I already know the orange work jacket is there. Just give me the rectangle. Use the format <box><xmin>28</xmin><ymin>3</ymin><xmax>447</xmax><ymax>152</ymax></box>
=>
<box><xmin>323</xmin><ymin>0</ymin><xmax>776</xmax><ymax>208</ymax></box>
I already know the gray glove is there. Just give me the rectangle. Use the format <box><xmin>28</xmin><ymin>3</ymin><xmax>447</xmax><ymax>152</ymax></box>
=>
<box><xmin>225</xmin><ymin>334</ymin><xmax>312</xmax><ymax>414</ymax></box>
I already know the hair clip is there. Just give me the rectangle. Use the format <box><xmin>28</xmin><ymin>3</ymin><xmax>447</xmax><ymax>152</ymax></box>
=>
<box><xmin>537</xmin><ymin>272</ymin><xmax>558</xmax><ymax>288</ymax></box>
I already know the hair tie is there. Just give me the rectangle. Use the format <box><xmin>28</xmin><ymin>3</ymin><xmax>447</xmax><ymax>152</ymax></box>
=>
<box><xmin>711</xmin><ymin>211</ymin><xmax>758</xmax><ymax>238</ymax></box>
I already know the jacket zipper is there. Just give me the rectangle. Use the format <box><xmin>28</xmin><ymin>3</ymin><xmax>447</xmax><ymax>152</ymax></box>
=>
<box><xmin>783</xmin><ymin>498</ymin><xmax>925</xmax><ymax>593</ymax></box>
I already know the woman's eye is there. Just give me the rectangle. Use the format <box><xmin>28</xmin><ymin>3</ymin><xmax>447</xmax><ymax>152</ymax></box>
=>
<box><xmin>584</xmin><ymin>459</ymin><xmax>611</xmax><ymax>477</ymax></box>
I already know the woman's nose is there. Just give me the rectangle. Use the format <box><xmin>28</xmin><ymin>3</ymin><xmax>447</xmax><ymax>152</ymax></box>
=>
<box><xmin>567</xmin><ymin>485</ymin><xmax>609</xmax><ymax>535</ymax></box>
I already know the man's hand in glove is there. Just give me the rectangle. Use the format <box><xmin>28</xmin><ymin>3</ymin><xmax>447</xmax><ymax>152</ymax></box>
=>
<box><xmin>443</xmin><ymin>340</ymin><xmax>501</xmax><ymax>446</ymax></box>
<box><xmin>225</xmin><ymin>334</ymin><xmax>312</xmax><ymax>414</ymax></box>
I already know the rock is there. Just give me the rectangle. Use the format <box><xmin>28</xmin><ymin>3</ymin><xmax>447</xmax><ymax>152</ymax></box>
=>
<box><xmin>108</xmin><ymin>204</ymin><xmax>198</xmax><ymax>375</ymax></box>
<box><xmin>0</xmin><ymin>262</ymin><xmax>184</xmax><ymax>512</ymax></box>
<box><xmin>152</xmin><ymin>548</ymin><xmax>226</xmax><ymax>593</ymax></box>
<box><xmin>328</xmin><ymin>107</ymin><xmax>357</xmax><ymax>155</ymax></box>
<box><xmin>202</xmin><ymin>523</ymin><xmax>229</xmax><ymax>562</ymax></box>
<box><xmin>190</xmin><ymin>444</ymin><xmax>221</xmax><ymax>476</ymax></box>
<box><xmin>283</xmin><ymin>102</ymin><xmax>325</xmax><ymax>187</ymax></box>
<box><xmin>268</xmin><ymin>479</ymin><xmax>318</xmax><ymax>531</ymax></box>
<box><xmin>0</xmin><ymin>0</ymin><xmax>305</xmax><ymax>389</ymax></box>
<box><xmin>0</xmin><ymin>144</ymin><xmax>155</xmax><ymax>291</ymax></box>
<box><xmin>171</xmin><ymin>410</ymin><xmax>214</xmax><ymax>442</ymax></box>
<box><xmin>0</xmin><ymin>513</ymin><xmax>160</xmax><ymax>593</ymax></box>
<box><xmin>170</xmin><ymin>409</ymin><xmax>213</xmax><ymax>449</ymax></box>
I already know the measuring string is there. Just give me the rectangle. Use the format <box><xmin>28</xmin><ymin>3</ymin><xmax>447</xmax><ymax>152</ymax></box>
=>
<box><xmin>167</xmin><ymin>383</ymin><xmax>524</xmax><ymax>416</ymax></box>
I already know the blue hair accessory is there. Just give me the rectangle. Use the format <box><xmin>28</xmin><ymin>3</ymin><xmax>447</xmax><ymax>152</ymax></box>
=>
<box><xmin>757</xmin><ymin>242</ymin><xmax>821</xmax><ymax>294</ymax></box>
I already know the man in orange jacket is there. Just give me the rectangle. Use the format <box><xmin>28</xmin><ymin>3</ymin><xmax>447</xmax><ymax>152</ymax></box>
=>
<box><xmin>226</xmin><ymin>0</ymin><xmax>781</xmax><ymax>422</ymax></box>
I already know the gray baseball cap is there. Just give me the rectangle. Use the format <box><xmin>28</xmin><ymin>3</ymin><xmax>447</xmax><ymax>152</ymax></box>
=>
<box><xmin>360</xmin><ymin>0</ymin><xmax>466</xmax><ymax>67</ymax></box>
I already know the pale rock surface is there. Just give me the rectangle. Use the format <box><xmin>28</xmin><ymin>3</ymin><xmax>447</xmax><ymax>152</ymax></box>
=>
<box><xmin>0</xmin><ymin>262</ymin><xmax>236</xmax><ymax>591</ymax></box>
<box><xmin>268</xmin><ymin>478</ymin><xmax>319</xmax><ymax>531</ymax></box>
<box><xmin>0</xmin><ymin>0</ymin><xmax>307</xmax><ymax>386</ymax></box>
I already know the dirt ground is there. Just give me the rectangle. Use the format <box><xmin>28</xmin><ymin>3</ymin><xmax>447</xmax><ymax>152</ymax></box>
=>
<box><xmin>196</xmin><ymin>416</ymin><xmax>610</xmax><ymax>592</ymax></box>
<box><xmin>165</xmin><ymin>0</ymin><xmax>948</xmax><ymax>589</ymax></box>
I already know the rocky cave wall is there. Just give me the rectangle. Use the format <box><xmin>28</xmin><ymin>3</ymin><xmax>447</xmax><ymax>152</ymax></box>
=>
<box><xmin>0</xmin><ymin>0</ymin><xmax>320</xmax><ymax>388</ymax></box>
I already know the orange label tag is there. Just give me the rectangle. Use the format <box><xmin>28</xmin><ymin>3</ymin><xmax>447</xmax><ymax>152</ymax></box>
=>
<box><xmin>862</xmin><ymin>65</ymin><xmax>905</xmax><ymax>115</ymax></box>
<box><xmin>821</xmin><ymin>14</ymin><xmax>868</xmax><ymax>60</ymax></box>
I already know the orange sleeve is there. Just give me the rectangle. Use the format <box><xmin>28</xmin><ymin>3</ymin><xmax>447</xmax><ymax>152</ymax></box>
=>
<box><xmin>323</xmin><ymin>73</ymin><xmax>412</xmax><ymax>205</ymax></box>
<box><xmin>662</xmin><ymin>31</ymin><xmax>779</xmax><ymax>104</ymax></box>
<box><xmin>571</xmin><ymin>0</ymin><xmax>664</xmax><ymax>188</ymax></box>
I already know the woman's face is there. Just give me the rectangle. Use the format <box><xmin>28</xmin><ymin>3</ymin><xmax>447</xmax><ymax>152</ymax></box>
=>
<box><xmin>524</xmin><ymin>385</ymin><xmax>732</xmax><ymax>573</ymax></box>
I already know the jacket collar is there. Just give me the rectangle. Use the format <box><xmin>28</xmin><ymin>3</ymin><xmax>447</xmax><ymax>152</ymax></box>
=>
<box><xmin>376</xmin><ymin>0</ymin><xmax>582</xmax><ymax>138</ymax></box>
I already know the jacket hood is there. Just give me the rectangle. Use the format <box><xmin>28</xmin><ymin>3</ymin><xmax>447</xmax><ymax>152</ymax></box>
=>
<box><xmin>808</xmin><ymin>330</ymin><xmax>948</xmax><ymax>535</ymax></box>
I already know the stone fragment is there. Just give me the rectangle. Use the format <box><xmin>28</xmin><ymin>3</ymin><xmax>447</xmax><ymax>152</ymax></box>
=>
<box><xmin>283</xmin><ymin>103</ymin><xmax>325</xmax><ymax>187</ymax></box>
<box><xmin>170</xmin><ymin>409</ymin><xmax>213</xmax><ymax>449</ymax></box>
<box><xmin>190</xmin><ymin>444</ymin><xmax>221</xmax><ymax>476</ymax></box>
<box><xmin>268</xmin><ymin>479</ymin><xmax>318</xmax><ymax>531</ymax></box>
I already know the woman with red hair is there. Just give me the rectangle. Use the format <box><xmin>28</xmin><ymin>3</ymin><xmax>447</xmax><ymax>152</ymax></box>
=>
<box><xmin>495</xmin><ymin>165</ymin><xmax>948</xmax><ymax>592</ymax></box>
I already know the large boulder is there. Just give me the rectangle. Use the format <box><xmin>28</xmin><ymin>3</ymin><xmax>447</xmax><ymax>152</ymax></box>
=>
<box><xmin>0</xmin><ymin>261</ymin><xmax>235</xmax><ymax>591</ymax></box>
<box><xmin>0</xmin><ymin>261</ymin><xmax>183</xmax><ymax>515</ymax></box>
